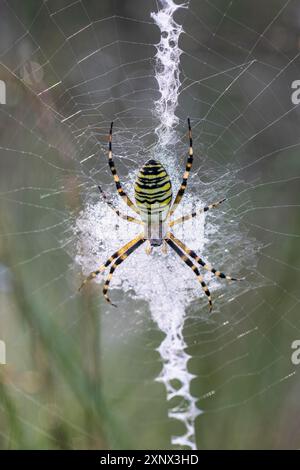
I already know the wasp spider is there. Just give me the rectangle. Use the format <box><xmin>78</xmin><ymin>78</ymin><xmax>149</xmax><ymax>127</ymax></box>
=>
<box><xmin>79</xmin><ymin>119</ymin><xmax>242</xmax><ymax>311</ymax></box>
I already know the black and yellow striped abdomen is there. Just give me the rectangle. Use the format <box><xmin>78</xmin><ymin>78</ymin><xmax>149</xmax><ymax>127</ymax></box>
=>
<box><xmin>134</xmin><ymin>160</ymin><xmax>172</xmax><ymax>220</ymax></box>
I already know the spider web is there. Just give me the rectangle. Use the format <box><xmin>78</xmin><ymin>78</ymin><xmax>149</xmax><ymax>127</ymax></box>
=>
<box><xmin>0</xmin><ymin>0</ymin><xmax>300</xmax><ymax>450</ymax></box>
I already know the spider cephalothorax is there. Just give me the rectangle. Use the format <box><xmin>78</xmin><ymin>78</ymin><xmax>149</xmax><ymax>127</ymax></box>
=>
<box><xmin>79</xmin><ymin>119</ymin><xmax>242</xmax><ymax>311</ymax></box>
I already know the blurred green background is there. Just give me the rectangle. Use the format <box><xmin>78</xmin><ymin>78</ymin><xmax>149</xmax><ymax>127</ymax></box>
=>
<box><xmin>0</xmin><ymin>0</ymin><xmax>300</xmax><ymax>449</ymax></box>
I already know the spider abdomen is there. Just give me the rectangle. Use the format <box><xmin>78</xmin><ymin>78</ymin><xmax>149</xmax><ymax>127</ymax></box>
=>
<box><xmin>134</xmin><ymin>159</ymin><xmax>172</xmax><ymax>223</ymax></box>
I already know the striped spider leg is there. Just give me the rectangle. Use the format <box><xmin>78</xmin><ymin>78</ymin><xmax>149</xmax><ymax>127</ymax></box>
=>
<box><xmin>168</xmin><ymin>233</ymin><xmax>242</xmax><ymax>282</ymax></box>
<box><xmin>169</xmin><ymin>198</ymin><xmax>226</xmax><ymax>227</ymax></box>
<box><xmin>167</xmin><ymin>118</ymin><xmax>194</xmax><ymax>219</ymax></box>
<box><xmin>167</xmin><ymin>118</ymin><xmax>226</xmax><ymax>227</ymax></box>
<box><xmin>97</xmin><ymin>185</ymin><xmax>143</xmax><ymax>225</ymax></box>
<box><xmin>103</xmin><ymin>235</ymin><xmax>146</xmax><ymax>306</ymax></box>
<box><xmin>107</xmin><ymin>122</ymin><xmax>140</xmax><ymax>216</ymax></box>
<box><xmin>165</xmin><ymin>233</ymin><xmax>213</xmax><ymax>311</ymax></box>
<box><xmin>79</xmin><ymin>234</ymin><xmax>144</xmax><ymax>292</ymax></box>
<box><xmin>165</xmin><ymin>232</ymin><xmax>243</xmax><ymax>311</ymax></box>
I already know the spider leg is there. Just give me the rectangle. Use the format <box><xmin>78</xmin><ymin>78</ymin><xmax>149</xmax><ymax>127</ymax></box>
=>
<box><xmin>107</xmin><ymin>122</ymin><xmax>140</xmax><ymax>215</ymax></box>
<box><xmin>168</xmin><ymin>118</ymin><xmax>194</xmax><ymax>219</ymax></box>
<box><xmin>166</xmin><ymin>235</ymin><xmax>213</xmax><ymax>311</ymax></box>
<box><xmin>103</xmin><ymin>237</ymin><xmax>145</xmax><ymax>306</ymax></box>
<box><xmin>168</xmin><ymin>232</ymin><xmax>243</xmax><ymax>281</ymax></box>
<box><xmin>79</xmin><ymin>234</ymin><xmax>144</xmax><ymax>291</ymax></box>
<box><xmin>98</xmin><ymin>186</ymin><xmax>143</xmax><ymax>225</ymax></box>
<box><xmin>169</xmin><ymin>198</ymin><xmax>226</xmax><ymax>227</ymax></box>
